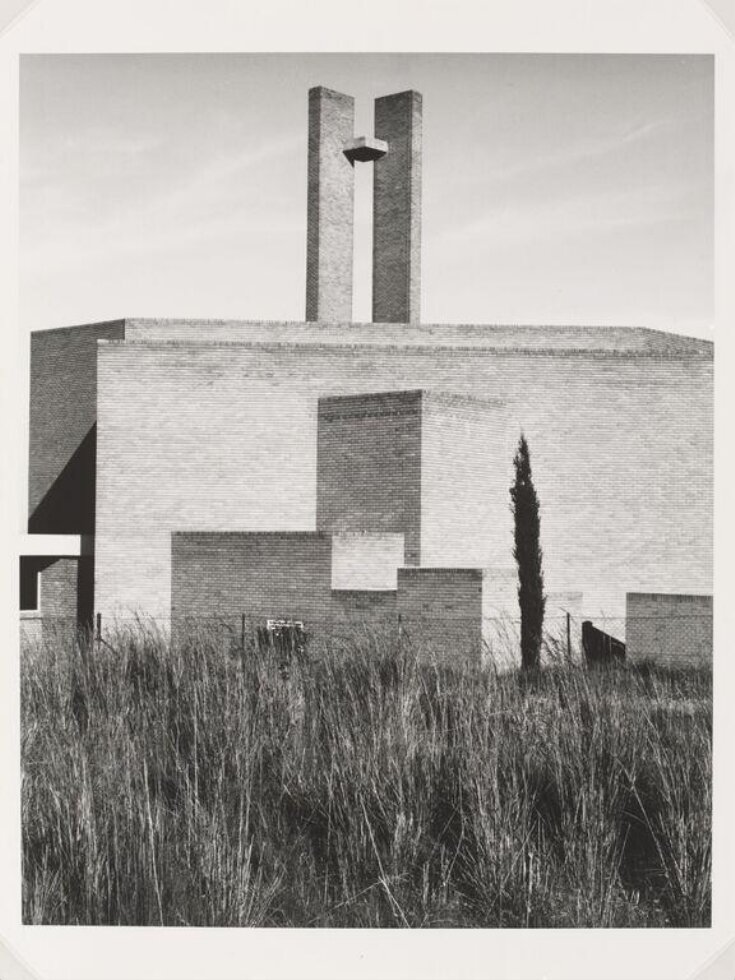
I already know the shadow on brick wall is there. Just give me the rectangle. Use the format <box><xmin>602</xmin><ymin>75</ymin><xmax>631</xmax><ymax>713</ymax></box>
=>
<box><xmin>28</xmin><ymin>425</ymin><xmax>96</xmax><ymax>535</ymax></box>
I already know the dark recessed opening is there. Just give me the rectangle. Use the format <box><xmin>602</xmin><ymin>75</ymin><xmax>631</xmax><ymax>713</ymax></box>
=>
<box><xmin>20</xmin><ymin>557</ymin><xmax>43</xmax><ymax>611</ymax></box>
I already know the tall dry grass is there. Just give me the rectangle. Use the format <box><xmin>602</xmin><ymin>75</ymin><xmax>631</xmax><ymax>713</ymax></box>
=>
<box><xmin>21</xmin><ymin>623</ymin><xmax>711</xmax><ymax>927</ymax></box>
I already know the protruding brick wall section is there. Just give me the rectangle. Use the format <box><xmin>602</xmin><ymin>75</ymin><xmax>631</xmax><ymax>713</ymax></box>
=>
<box><xmin>626</xmin><ymin>592</ymin><xmax>713</xmax><ymax>667</ymax></box>
<box><xmin>373</xmin><ymin>90</ymin><xmax>422</xmax><ymax>323</ymax></box>
<box><xmin>171</xmin><ymin>531</ymin><xmax>333</xmax><ymax>628</ymax></box>
<box><xmin>29</xmin><ymin>321</ymin><xmax>125</xmax><ymax>533</ymax></box>
<box><xmin>20</xmin><ymin>556</ymin><xmax>92</xmax><ymax>642</ymax></box>
<box><xmin>420</xmin><ymin>393</ymin><xmax>512</xmax><ymax>569</ymax></box>
<box><xmin>318</xmin><ymin>389</ymin><xmax>512</xmax><ymax>571</ymax></box>
<box><xmin>41</xmin><ymin>558</ymin><xmax>82</xmax><ymax>617</ymax></box>
<box><xmin>306</xmin><ymin>87</ymin><xmax>355</xmax><ymax>322</ymax></box>
<box><xmin>317</xmin><ymin>391</ymin><xmax>423</xmax><ymax>564</ymax></box>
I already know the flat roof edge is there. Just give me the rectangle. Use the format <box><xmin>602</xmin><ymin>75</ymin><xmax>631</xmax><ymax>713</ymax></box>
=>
<box><xmin>96</xmin><ymin>339</ymin><xmax>713</xmax><ymax>359</ymax></box>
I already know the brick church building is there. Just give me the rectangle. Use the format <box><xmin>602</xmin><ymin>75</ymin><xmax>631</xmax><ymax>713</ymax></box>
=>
<box><xmin>20</xmin><ymin>87</ymin><xmax>713</xmax><ymax>666</ymax></box>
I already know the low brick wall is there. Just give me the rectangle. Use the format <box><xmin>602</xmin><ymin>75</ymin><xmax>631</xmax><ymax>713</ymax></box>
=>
<box><xmin>397</xmin><ymin>567</ymin><xmax>484</xmax><ymax>664</ymax></box>
<box><xmin>171</xmin><ymin>532</ymin><xmax>333</xmax><ymax>631</ymax></box>
<box><xmin>626</xmin><ymin>592</ymin><xmax>712</xmax><ymax>667</ymax></box>
<box><xmin>19</xmin><ymin>555</ymin><xmax>91</xmax><ymax>644</ymax></box>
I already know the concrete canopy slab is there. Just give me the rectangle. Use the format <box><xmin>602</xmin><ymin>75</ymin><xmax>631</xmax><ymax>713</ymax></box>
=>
<box><xmin>20</xmin><ymin>533</ymin><xmax>93</xmax><ymax>557</ymax></box>
<box><xmin>343</xmin><ymin>136</ymin><xmax>388</xmax><ymax>164</ymax></box>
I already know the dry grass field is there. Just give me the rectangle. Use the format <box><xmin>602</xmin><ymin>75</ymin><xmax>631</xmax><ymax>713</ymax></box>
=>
<box><xmin>21</xmin><ymin>624</ymin><xmax>711</xmax><ymax>927</ymax></box>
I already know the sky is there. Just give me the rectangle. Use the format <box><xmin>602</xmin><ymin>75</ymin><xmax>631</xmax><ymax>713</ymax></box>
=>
<box><xmin>19</xmin><ymin>53</ymin><xmax>714</xmax><ymax>335</ymax></box>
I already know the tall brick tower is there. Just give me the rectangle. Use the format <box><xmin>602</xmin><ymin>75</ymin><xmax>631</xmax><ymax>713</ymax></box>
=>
<box><xmin>306</xmin><ymin>87</ymin><xmax>356</xmax><ymax>322</ymax></box>
<box><xmin>305</xmin><ymin>86</ymin><xmax>423</xmax><ymax>324</ymax></box>
<box><xmin>372</xmin><ymin>91</ymin><xmax>422</xmax><ymax>324</ymax></box>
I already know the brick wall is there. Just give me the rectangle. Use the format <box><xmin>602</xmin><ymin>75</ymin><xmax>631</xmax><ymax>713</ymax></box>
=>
<box><xmin>171</xmin><ymin>532</ymin><xmax>332</xmax><ymax>630</ymax></box>
<box><xmin>626</xmin><ymin>592</ymin><xmax>713</xmax><ymax>667</ymax></box>
<box><xmin>331</xmin><ymin>532</ymin><xmax>404</xmax><ymax>590</ymax></box>
<box><xmin>41</xmin><ymin>558</ymin><xmax>80</xmax><ymax>617</ymax></box>
<box><xmin>317</xmin><ymin>391</ymin><xmax>423</xmax><ymax>564</ymax></box>
<box><xmin>29</xmin><ymin>321</ymin><xmax>125</xmax><ymax>533</ymax></box>
<box><xmin>331</xmin><ymin>589</ymin><xmax>397</xmax><ymax>624</ymax></box>
<box><xmin>421</xmin><ymin>392</ymin><xmax>513</xmax><ymax>568</ymax></box>
<box><xmin>397</xmin><ymin>567</ymin><xmax>483</xmax><ymax>663</ymax></box>
<box><xmin>319</xmin><ymin>390</ymin><xmax>514</xmax><ymax>571</ymax></box>
<box><xmin>33</xmin><ymin>557</ymin><xmax>89</xmax><ymax>643</ymax></box>
<box><xmin>95</xmin><ymin>333</ymin><xmax>712</xmax><ymax>622</ymax></box>
<box><xmin>20</xmin><ymin>554</ymin><xmax>92</xmax><ymax>632</ymax></box>
<box><xmin>480</xmin><ymin>567</ymin><xmax>519</xmax><ymax>670</ymax></box>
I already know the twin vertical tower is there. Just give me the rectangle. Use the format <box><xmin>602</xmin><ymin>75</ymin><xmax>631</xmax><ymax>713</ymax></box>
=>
<box><xmin>306</xmin><ymin>86</ymin><xmax>422</xmax><ymax>324</ymax></box>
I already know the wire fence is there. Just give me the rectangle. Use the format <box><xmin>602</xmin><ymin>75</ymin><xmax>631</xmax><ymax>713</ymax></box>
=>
<box><xmin>19</xmin><ymin>610</ymin><xmax>714</xmax><ymax>668</ymax></box>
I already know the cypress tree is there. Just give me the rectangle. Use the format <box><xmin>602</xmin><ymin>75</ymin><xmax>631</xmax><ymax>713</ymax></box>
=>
<box><xmin>510</xmin><ymin>434</ymin><xmax>545</xmax><ymax>670</ymax></box>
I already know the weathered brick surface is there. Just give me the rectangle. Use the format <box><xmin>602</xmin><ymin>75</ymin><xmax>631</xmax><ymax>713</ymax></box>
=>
<box><xmin>421</xmin><ymin>393</ymin><xmax>513</xmax><ymax>568</ymax></box>
<box><xmin>28</xmin><ymin>321</ymin><xmax>125</xmax><ymax>533</ymax></box>
<box><xmin>373</xmin><ymin>91</ymin><xmax>422</xmax><ymax>323</ymax></box>
<box><xmin>318</xmin><ymin>390</ymin><xmax>513</xmax><ymax>571</ymax></box>
<box><xmin>626</xmin><ymin>592</ymin><xmax>713</xmax><ymax>666</ymax></box>
<box><xmin>317</xmin><ymin>391</ymin><xmax>423</xmax><ymax>564</ymax></box>
<box><xmin>20</xmin><ymin>553</ymin><xmax>93</xmax><ymax>640</ymax></box>
<box><xmin>331</xmin><ymin>532</ymin><xmax>404</xmax><ymax>590</ymax></box>
<box><xmin>171</xmin><ymin>531</ymin><xmax>332</xmax><ymax>628</ymax></box>
<box><xmin>28</xmin><ymin>556</ymin><xmax>91</xmax><ymax>642</ymax></box>
<box><xmin>479</xmin><ymin>567</ymin><xmax>519</xmax><ymax>670</ymax></box>
<box><xmin>94</xmin><ymin>329</ymin><xmax>712</xmax><ymax>623</ymax></box>
<box><xmin>306</xmin><ymin>87</ymin><xmax>355</xmax><ymax>322</ymax></box>
<box><xmin>397</xmin><ymin>567</ymin><xmax>483</xmax><ymax>663</ymax></box>
<box><xmin>331</xmin><ymin>589</ymin><xmax>397</xmax><ymax>624</ymax></box>
<box><xmin>40</xmin><ymin>558</ymin><xmax>79</xmax><ymax>617</ymax></box>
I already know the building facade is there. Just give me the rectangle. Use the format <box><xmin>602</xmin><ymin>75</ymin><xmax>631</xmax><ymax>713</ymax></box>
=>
<box><xmin>20</xmin><ymin>86</ymin><xmax>713</xmax><ymax>666</ymax></box>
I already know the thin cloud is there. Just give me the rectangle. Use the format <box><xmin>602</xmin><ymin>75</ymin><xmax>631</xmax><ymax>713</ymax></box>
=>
<box><xmin>436</xmin><ymin>179</ymin><xmax>701</xmax><ymax>251</ymax></box>
<box><xmin>22</xmin><ymin>132</ymin><xmax>303</xmax><ymax>266</ymax></box>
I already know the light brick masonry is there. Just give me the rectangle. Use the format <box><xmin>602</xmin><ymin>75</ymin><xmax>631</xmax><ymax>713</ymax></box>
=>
<box><xmin>21</xmin><ymin>85</ymin><xmax>714</xmax><ymax>669</ymax></box>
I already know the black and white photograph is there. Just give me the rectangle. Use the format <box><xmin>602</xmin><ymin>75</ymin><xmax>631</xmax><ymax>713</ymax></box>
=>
<box><xmin>2</xmin><ymin>1</ymin><xmax>734</xmax><ymax>979</ymax></box>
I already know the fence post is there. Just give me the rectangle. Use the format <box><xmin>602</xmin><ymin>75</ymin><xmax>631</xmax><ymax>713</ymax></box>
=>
<box><xmin>95</xmin><ymin>612</ymin><xmax>102</xmax><ymax>647</ymax></box>
<box><xmin>566</xmin><ymin>611</ymin><xmax>571</xmax><ymax>661</ymax></box>
<box><xmin>241</xmin><ymin>613</ymin><xmax>246</xmax><ymax>653</ymax></box>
